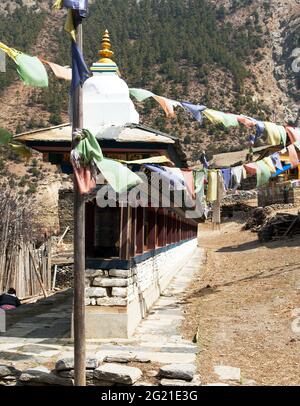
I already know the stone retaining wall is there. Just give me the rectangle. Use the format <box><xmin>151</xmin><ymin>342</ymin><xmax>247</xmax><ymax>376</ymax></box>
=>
<box><xmin>84</xmin><ymin>239</ymin><xmax>197</xmax><ymax>338</ymax></box>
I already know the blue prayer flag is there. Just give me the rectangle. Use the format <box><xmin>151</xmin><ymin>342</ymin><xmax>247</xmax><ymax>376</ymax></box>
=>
<box><xmin>63</xmin><ymin>0</ymin><xmax>88</xmax><ymax>17</ymax></box>
<box><xmin>181</xmin><ymin>102</ymin><xmax>207</xmax><ymax>123</ymax></box>
<box><xmin>71</xmin><ymin>41</ymin><xmax>90</xmax><ymax>91</ymax></box>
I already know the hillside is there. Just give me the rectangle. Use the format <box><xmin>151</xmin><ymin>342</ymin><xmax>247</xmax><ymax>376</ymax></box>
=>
<box><xmin>0</xmin><ymin>0</ymin><xmax>300</xmax><ymax>163</ymax></box>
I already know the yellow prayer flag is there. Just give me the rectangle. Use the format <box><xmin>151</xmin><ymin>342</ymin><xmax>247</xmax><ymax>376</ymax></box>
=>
<box><xmin>0</xmin><ymin>41</ymin><xmax>20</xmax><ymax>62</ymax></box>
<box><xmin>53</xmin><ymin>0</ymin><xmax>63</xmax><ymax>10</ymax></box>
<box><xmin>64</xmin><ymin>9</ymin><xmax>76</xmax><ymax>42</ymax></box>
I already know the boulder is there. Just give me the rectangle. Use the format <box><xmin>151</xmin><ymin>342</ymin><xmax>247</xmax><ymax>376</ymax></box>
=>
<box><xmin>214</xmin><ymin>366</ymin><xmax>241</xmax><ymax>382</ymax></box>
<box><xmin>108</xmin><ymin>269</ymin><xmax>132</xmax><ymax>278</ymax></box>
<box><xmin>85</xmin><ymin>269</ymin><xmax>104</xmax><ymax>278</ymax></box>
<box><xmin>94</xmin><ymin>364</ymin><xmax>142</xmax><ymax>385</ymax></box>
<box><xmin>93</xmin><ymin>277</ymin><xmax>130</xmax><ymax>288</ymax></box>
<box><xmin>159</xmin><ymin>364</ymin><xmax>196</xmax><ymax>382</ymax></box>
<box><xmin>85</xmin><ymin>287</ymin><xmax>107</xmax><ymax>298</ymax></box>
<box><xmin>96</xmin><ymin>297</ymin><xmax>127</xmax><ymax>307</ymax></box>
<box><xmin>55</xmin><ymin>357</ymin><xmax>98</xmax><ymax>372</ymax></box>
<box><xmin>19</xmin><ymin>370</ymin><xmax>73</xmax><ymax>386</ymax></box>
<box><xmin>58</xmin><ymin>370</ymin><xmax>94</xmax><ymax>380</ymax></box>
<box><xmin>0</xmin><ymin>365</ymin><xmax>19</xmax><ymax>379</ymax></box>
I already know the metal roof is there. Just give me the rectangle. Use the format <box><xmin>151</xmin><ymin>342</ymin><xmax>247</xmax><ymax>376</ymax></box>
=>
<box><xmin>13</xmin><ymin>123</ymin><xmax>175</xmax><ymax>144</ymax></box>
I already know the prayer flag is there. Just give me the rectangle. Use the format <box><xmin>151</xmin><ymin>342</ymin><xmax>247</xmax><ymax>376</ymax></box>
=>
<box><xmin>71</xmin><ymin>129</ymin><xmax>142</xmax><ymax>195</ymax></box>
<box><xmin>129</xmin><ymin>88</ymin><xmax>155</xmax><ymax>102</ymax></box>
<box><xmin>181</xmin><ymin>102</ymin><xmax>206</xmax><ymax>123</ymax></box>
<box><xmin>0</xmin><ymin>128</ymin><xmax>12</xmax><ymax>145</ymax></box>
<box><xmin>0</xmin><ymin>49</ymin><xmax>6</xmax><ymax>73</ymax></box>
<box><xmin>41</xmin><ymin>58</ymin><xmax>72</xmax><ymax>81</ymax></box>
<box><xmin>64</xmin><ymin>9</ymin><xmax>76</xmax><ymax>42</ymax></box>
<box><xmin>0</xmin><ymin>42</ymin><xmax>48</xmax><ymax>87</ymax></box>
<box><xmin>153</xmin><ymin>95</ymin><xmax>181</xmax><ymax>118</ymax></box>
<box><xmin>71</xmin><ymin>41</ymin><xmax>90</xmax><ymax>91</ymax></box>
<box><xmin>63</xmin><ymin>0</ymin><xmax>88</xmax><ymax>17</ymax></box>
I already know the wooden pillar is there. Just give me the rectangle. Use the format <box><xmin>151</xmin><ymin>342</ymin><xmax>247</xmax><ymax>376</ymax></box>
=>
<box><xmin>120</xmin><ymin>205</ymin><xmax>130</xmax><ymax>260</ymax></box>
<box><xmin>167</xmin><ymin>212</ymin><xmax>172</xmax><ymax>244</ymax></box>
<box><xmin>148</xmin><ymin>208</ymin><xmax>157</xmax><ymax>250</ymax></box>
<box><xmin>179</xmin><ymin>218</ymin><xmax>182</xmax><ymax>242</ymax></box>
<box><xmin>130</xmin><ymin>207</ymin><xmax>137</xmax><ymax>258</ymax></box>
<box><xmin>157</xmin><ymin>209</ymin><xmax>165</xmax><ymax>247</ymax></box>
<box><xmin>136</xmin><ymin>207</ymin><xmax>145</xmax><ymax>255</ymax></box>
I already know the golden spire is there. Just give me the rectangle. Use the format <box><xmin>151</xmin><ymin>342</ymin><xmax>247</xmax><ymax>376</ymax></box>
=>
<box><xmin>98</xmin><ymin>29</ymin><xmax>114</xmax><ymax>63</ymax></box>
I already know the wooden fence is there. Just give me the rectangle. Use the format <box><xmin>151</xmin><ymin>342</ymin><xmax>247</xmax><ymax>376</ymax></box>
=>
<box><xmin>0</xmin><ymin>240</ymin><xmax>52</xmax><ymax>300</ymax></box>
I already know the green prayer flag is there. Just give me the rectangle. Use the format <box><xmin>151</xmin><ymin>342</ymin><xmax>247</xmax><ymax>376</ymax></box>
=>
<box><xmin>0</xmin><ymin>128</ymin><xmax>12</xmax><ymax>145</ymax></box>
<box><xmin>278</xmin><ymin>126</ymin><xmax>287</xmax><ymax>146</ymax></box>
<box><xmin>129</xmin><ymin>88</ymin><xmax>155</xmax><ymax>102</ymax></box>
<box><xmin>256</xmin><ymin>160</ymin><xmax>271</xmax><ymax>187</ymax></box>
<box><xmin>193</xmin><ymin>170</ymin><xmax>206</xmax><ymax>196</ymax></box>
<box><xmin>203</xmin><ymin>109</ymin><xmax>239</xmax><ymax>128</ymax></box>
<box><xmin>75</xmin><ymin>129</ymin><xmax>142</xmax><ymax>194</ymax></box>
<box><xmin>15</xmin><ymin>53</ymin><xmax>48</xmax><ymax>88</ymax></box>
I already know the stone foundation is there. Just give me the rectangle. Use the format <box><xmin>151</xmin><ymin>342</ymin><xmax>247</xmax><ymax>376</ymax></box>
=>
<box><xmin>83</xmin><ymin>239</ymin><xmax>197</xmax><ymax>339</ymax></box>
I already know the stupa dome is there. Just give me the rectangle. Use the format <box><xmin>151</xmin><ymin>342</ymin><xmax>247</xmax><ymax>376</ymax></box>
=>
<box><xmin>83</xmin><ymin>30</ymin><xmax>139</xmax><ymax>135</ymax></box>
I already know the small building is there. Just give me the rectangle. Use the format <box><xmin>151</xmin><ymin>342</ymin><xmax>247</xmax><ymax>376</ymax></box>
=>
<box><xmin>256</xmin><ymin>146</ymin><xmax>300</xmax><ymax>206</ymax></box>
<box><xmin>14</xmin><ymin>31</ymin><xmax>200</xmax><ymax>338</ymax></box>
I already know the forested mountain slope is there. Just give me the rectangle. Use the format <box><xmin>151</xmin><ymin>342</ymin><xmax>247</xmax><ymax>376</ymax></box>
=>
<box><xmin>0</xmin><ymin>0</ymin><xmax>299</xmax><ymax>162</ymax></box>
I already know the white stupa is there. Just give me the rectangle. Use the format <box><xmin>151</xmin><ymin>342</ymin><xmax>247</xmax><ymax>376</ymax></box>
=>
<box><xmin>83</xmin><ymin>30</ymin><xmax>139</xmax><ymax>136</ymax></box>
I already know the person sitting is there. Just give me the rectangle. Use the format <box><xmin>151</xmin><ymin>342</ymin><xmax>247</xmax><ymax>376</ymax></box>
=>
<box><xmin>0</xmin><ymin>288</ymin><xmax>21</xmax><ymax>310</ymax></box>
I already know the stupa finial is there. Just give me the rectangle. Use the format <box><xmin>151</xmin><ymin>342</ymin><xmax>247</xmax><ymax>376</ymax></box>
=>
<box><xmin>98</xmin><ymin>29</ymin><xmax>114</xmax><ymax>63</ymax></box>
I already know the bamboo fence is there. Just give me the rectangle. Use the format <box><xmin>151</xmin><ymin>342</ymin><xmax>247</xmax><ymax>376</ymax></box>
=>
<box><xmin>0</xmin><ymin>240</ymin><xmax>52</xmax><ymax>300</ymax></box>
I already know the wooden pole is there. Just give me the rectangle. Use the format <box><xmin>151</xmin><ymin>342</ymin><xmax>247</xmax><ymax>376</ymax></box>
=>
<box><xmin>72</xmin><ymin>13</ymin><xmax>86</xmax><ymax>387</ymax></box>
<box><xmin>28</xmin><ymin>247</ymin><xmax>48</xmax><ymax>298</ymax></box>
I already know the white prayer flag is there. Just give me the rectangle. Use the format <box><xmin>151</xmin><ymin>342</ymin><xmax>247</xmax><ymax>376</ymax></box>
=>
<box><xmin>0</xmin><ymin>49</ymin><xmax>6</xmax><ymax>73</ymax></box>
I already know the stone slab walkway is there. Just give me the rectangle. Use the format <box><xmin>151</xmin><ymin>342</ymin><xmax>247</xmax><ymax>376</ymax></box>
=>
<box><xmin>0</xmin><ymin>247</ymin><xmax>203</xmax><ymax>374</ymax></box>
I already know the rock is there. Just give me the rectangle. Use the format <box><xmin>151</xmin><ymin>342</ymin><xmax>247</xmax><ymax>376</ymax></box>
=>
<box><xmin>93</xmin><ymin>277</ymin><xmax>130</xmax><ymax>288</ymax></box>
<box><xmin>111</xmin><ymin>287</ymin><xmax>128</xmax><ymax>298</ymax></box>
<box><xmin>206</xmin><ymin>383</ymin><xmax>230</xmax><ymax>386</ymax></box>
<box><xmin>109</xmin><ymin>269</ymin><xmax>132</xmax><ymax>278</ymax></box>
<box><xmin>85</xmin><ymin>269</ymin><xmax>104</xmax><ymax>278</ymax></box>
<box><xmin>104</xmin><ymin>353</ymin><xmax>150</xmax><ymax>364</ymax></box>
<box><xmin>96</xmin><ymin>297</ymin><xmax>127</xmax><ymax>307</ymax></box>
<box><xmin>243</xmin><ymin>379</ymin><xmax>256</xmax><ymax>386</ymax></box>
<box><xmin>214</xmin><ymin>366</ymin><xmax>241</xmax><ymax>382</ymax></box>
<box><xmin>85</xmin><ymin>298</ymin><xmax>91</xmax><ymax>306</ymax></box>
<box><xmin>104</xmin><ymin>353</ymin><xmax>133</xmax><ymax>364</ymax></box>
<box><xmin>94</xmin><ymin>364</ymin><xmax>142</xmax><ymax>385</ymax></box>
<box><xmin>27</xmin><ymin>366</ymin><xmax>50</xmax><ymax>374</ymax></box>
<box><xmin>159</xmin><ymin>364</ymin><xmax>196</xmax><ymax>382</ymax></box>
<box><xmin>58</xmin><ymin>370</ymin><xmax>94</xmax><ymax>380</ymax></box>
<box><xmin>91</xmin><ymin>298</ymin><xmax>96</xmax><ymax>306</ymax></box>
<box><xmin>85</xmin><ymin>287</ymin><xmax>107</xmax><ymax>298</ymax></box>
<box><xmin>19</xmin><ymin>370</ymin><xmax>73</xmax><ymax>386</ymax></box>
<box><xmin>134</xmin><ymin>355</ymin><xmax>151</xmax><ymax>364</ymax></box>
<box><xmin>55</xmin><ymin>357</ymin><xmax>98</xmax><ymax>372</ymax></box>
<box><xmin>0</xmin><ymin>365</ymin><xmax>19</xmax><ymax>378</ymax></box>
<box><xmin>88</xmin><ymin>380</ymin><xmax>115</xmax><ymax>387</ymax></box>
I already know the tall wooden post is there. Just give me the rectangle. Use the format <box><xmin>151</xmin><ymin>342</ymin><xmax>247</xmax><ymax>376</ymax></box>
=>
<box><xmin>72</xmin><ymin>13</ymin><xmax>86</xmax><ymax>387</ymax></box>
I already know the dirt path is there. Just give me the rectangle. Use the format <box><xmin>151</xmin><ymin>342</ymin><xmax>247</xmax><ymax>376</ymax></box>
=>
<box><xmin>182</xmin><ymin>221</ymin><xmax>300</xmax><ymax>386</ymax></box>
